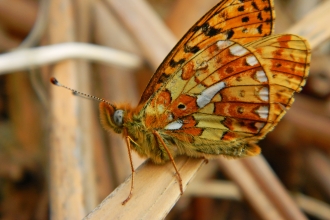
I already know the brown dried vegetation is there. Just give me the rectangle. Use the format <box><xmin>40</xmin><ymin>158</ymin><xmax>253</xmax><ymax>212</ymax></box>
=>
<box><xmin>0</xmin><ymin>0</ymin><xmax>329</xmax><ymax>219</ymax></box>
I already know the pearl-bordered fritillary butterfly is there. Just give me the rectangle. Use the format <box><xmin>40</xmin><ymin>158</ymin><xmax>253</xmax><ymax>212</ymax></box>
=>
<box><xmin>51</xmin><ymin>0</ymin><xmax>311</xmax><ymax>204</ymax></box>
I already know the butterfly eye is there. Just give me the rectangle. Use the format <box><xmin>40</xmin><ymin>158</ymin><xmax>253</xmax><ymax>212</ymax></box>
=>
<box><xmin>113</xmin><ymin>110</ymin><xmax>124</xmax><ymax>126</ymax></box>
<box><xmin>177</xmin><ymin>104</ymin><xmax>186</xmax><ymax>110</ymax></box>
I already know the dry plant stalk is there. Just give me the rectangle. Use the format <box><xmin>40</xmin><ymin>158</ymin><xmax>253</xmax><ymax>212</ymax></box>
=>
<box><xmin>85</xmin><ymin>0</ymin><xmax>329</xmax><ymax>219</ymax></box>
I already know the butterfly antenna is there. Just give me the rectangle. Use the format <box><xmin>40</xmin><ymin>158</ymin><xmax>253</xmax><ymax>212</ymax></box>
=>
<box><xmin>50</xmin><ymin>77</ymin><xmax>114</xmax><ymax>107</ymax></box>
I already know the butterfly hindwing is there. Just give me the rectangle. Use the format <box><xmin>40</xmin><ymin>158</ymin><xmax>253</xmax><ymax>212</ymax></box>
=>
<box><xmin>143</xmin><ymin>33</ymin><xmax>310</xmax><ymax>158</ymax></box>
<box><xmin>139</xmin><ymin>0</ymin><xmax>275</xmax><ymax>104</ymax></box>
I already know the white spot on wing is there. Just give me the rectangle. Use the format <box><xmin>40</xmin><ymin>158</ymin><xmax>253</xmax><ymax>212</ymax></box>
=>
<box><xmin>165</xmin><ymin>120</ymin><xmax>183</xmax><ymax>130</ymax></box>
<box><xmin>246</xmin><ymin>55</ymin><xmax>258</xmax><ymax>66</ymax></box>
<box><xmin>256</xmin><ymin>106</ymin><xmax>269</xmax><ymax>119</ymax></box>
<box><xmin>195</xmin><ymin>61</ymin><xmax>208</xmax><ymax>70</ymax></box>
<box><xmin>256</xmin><ymin>70</ymin><xmax>268</xmax><ymax>82</ymax></box>
<box><xmin>157</xmin><ymin>105</ymin><xmax>165</xmax><ymax>113</ymax></box>
<box><xmin>229</xmin><ymin>44</ymin><xmax>249</xmax><ymax>56</ymax></box>
<box><xmin>259</xmin><ymin>87</ymin><xmax>269</xmax><ymax>101</ymax></box>
<box><xmin>255</xmin><ymin>122</ymin><xmax>265</xmax><ymax>131</ymax></box>
<box><xmin>197</xmin><ymin>82</ymin><xmax>226</xmax><ymax>108</ymax></box>
<box><xmin>217</xmin><ymin>40</ymin><xmax>233</xmax><ymax>49</ymax></box>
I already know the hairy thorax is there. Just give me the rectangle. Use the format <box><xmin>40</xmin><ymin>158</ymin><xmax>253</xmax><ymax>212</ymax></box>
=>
<box><xmin>123</xmin><ymin>110</ymin><xmax>168</xmax><ymax>164</ymax></box>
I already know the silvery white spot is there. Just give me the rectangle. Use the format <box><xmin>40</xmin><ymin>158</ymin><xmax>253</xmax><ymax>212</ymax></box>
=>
<box><xmin>255</xmin><ymin>122</ymin><xmax>265</xmax><ymax>131</ymax></box>
<box><xmin>113</xmin><ymin>110</ymin><xmax>124</xmax><ymax>126</ymax></box>
<box><xmin>165</xmin><ymin>120</ymin><xmax>183</xmax><ymax>130</ymax></box>
<box><xmin>197</xmin><ymin>81</ymin><xmax>226</xmax><ymax>108</ymax></box>
<box><xmin>278</xmin><ymin>103</ymin><xmax>287</xmax><ymax>111</ymax></box>
<box><xmin>256</xmin><ymin>106</ymin><xmax>269</xmax><ymax>119</ymax></box>
<box><xmin>217</xmin><ymin>40</ymin><xmax>233</xmax><ymax>49</ymax></box>
<box><xmin>256</xmin><ymin>70</ymin><xmax>268</xmax><ymax>82</ymax></box>
<box><xmin>157</xmin><ymin>105</ymin><xmax>165</xmax><ymax>112</ymax></box>
<box><xmin>229</xmin><ymin>44</ymin><xmax>249</xmax><ymax>56</ymax></box>
<box><xmin>196</xmin><ymin>61</ymin><xmax>208</xmax><ymax>70</ymax></box>
<box><xmin>167</xmin><ymin>113</ymin><xmax>173</xmax><ymax>121</ymax></box>
<box><xmin>259</xmin><ymin>87</ymin><xmax>269</xmax><ymax>101</ymax></box>
<box><xmin>246</xmin><ymin>55</ymin><xmax>258</xmax><ymax>66</ymax></box>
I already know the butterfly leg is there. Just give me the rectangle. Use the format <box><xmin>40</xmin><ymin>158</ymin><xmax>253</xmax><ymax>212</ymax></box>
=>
<box><xmin>122</xmin><ymin>136</ymin><xmax>135</xmax><ymax>205</ymax></box>
<box><xmin>153</xmin><ymin>131</ymin><xmax>183</xmax><ymax>195</ymax></box>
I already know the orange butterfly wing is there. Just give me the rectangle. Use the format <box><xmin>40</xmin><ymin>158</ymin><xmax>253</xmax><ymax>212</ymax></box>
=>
<box><xmin>136</xmin><ymin>0</ymin><xmax>310</xmax><ymax>158</ymax></box>
<box><xmin>142</xmin><ymin>34</ymin><xmax>310</xmax><ymax>157</ymax></box>
<box><xmin>139</xmin><ymin>0</ymin><xmax>275</xmax><ymax>104</ymax></box>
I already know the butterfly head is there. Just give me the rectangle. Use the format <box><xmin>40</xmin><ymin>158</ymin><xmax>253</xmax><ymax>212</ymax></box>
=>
<box><xmin>99</xmin><ymin>102</ymin><xmax>126</xmax><ymax>134</ymax></box>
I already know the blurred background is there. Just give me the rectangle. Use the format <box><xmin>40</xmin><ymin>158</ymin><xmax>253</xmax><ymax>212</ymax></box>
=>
<box><xmin>0</xmin><ymin>0</ymin><xmax>329</xmax><ymax>219</ymax></box>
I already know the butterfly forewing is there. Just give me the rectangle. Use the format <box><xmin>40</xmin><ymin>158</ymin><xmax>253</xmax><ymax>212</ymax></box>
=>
<box><xmin>139</xmin><ymin>0</ymin><xmax>275</xmax><ymax>104</ymax></box>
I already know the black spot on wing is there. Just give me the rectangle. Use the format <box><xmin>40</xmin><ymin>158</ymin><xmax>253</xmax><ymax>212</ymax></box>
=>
<box><xmin>238</xmin><ymin>5</ymin><xmax>245</xmax><ymax>12</ymax></box>
<box><xmin>191</xmin><ymin>25</ymin><xmax>201</xmax><ymax>32</ymax></box>
<box><xmin>264</xmin><ymin>6</ymin><xmax>272</xmax><ymax>12</ymax></box>
<box><xmin>157</xmin><ymin>73</ymin><xmax>171</xmax><ymax>84</ymax></box>
<box><xmin>257</xmin><ymin>24</ymin><xmax>263</xmax><ymax>34</ymax></box>
<box><xmin>201</xmin><ymin>23</ymin><xmax>221</xmax><ymax>37</ymax></box>
<box><xmin>184</xmin><ymin>44</ymin><xmax>200</xmax><ymax>53</ymax></box>
<box><xmin>251</xmin><ymin>1</ymin><xmax>259</xmax><ymax>10</ymax></box>
<box><xmin>242</xmin><ymin>16</ymin><xmax>249</xmax><ymax>23</ymax></box>
<box><xmin>227</xmin><ymin>29</ymin><xmax>234</xmax><ymax>39</ymax></box>
<box><xmin>265</xmin><ymin>17</ymin><xmax>272</xmax><ymax>22</ymax></box>
<box><xmin>169</xmin><ymin>58</ymin><xmax>186</xmax><ymax>68</ymax></box>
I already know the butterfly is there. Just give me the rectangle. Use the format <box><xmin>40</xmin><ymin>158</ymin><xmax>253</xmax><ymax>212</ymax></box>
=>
<box><xmin>51</xmin><ymin>0</ymin><xmax>310</xmax><ymax>205</ymax></box>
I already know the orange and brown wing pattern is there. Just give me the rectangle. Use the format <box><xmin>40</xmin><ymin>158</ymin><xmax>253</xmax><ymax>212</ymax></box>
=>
<box><xmin>139</xmin><ymin>0</ymin><xmax>275</xmax><ymax>104</ymax></box>
<box><xmin>144</xmin><ymin>34</ymin><xmax>310</xmax><ymax>157</ymax></box>
<box><xmin>247</xmin><ymin>34</ymin><xmax>310</xmax><ymax>120</ymax></box>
